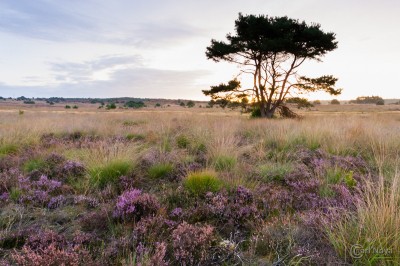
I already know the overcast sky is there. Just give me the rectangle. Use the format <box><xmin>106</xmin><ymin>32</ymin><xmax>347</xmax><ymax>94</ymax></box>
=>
<box><xmin>0</xmin><ymin>0</ymin><xmax>399</xmax><ymax>100</ymax></box>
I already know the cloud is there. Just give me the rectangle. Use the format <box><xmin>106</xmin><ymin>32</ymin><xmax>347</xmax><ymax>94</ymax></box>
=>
<box><xmin>0</xmin><ymin>0</ymin><xmax>205</xmax><ymax>47</ymax></box>
<box><xmin>0</xmin><ymin>54</ymin><xmax>210</xmax><ymax>99</ymax></box>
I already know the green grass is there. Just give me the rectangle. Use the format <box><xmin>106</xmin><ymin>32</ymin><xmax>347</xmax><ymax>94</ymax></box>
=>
<box><xmin>89</xmin><ymin>160</ymin><xmax>133</xmax><ymax>189</ymax></box>
<box><xmin>0</xmin><ymin>144</ymin><xmax>19</xmax><ymax>157</ymax></box>
<box><xmin>319</xmin><ymin>167</ymin><xmax>357</xmax><ymax>198</ymax></box>
<box><xmin>126</xmin><ymin>133</ymin><xmax>145</xmax><ymax>141</ymax></box>
<box><xmin>184</xmin><ymin>170</ymin><xmax>223</xmax><ymax>195</ymax></box>
<box><xmin>176</xmin><ymin>134</ymin><xmax>190</xmax><ymax>149</ymax></box>
<box><xmin>148</xmin><ymin>163</ymin><xmax>174</xmax><ymax>179</ymax></box>
<box><xmin>22</xmin><ymin>158</ymin><xmax>46</xmax><ymax>173</ymax></box>
<box><xmin>258</xmin><ymin>162</ymin><xmax>293</xmax><ymax>182</ymax></box>
<box><xmin>213</xmin><ymin>155</ymin><xmax>237</xmax><ymax>171</ymax></box>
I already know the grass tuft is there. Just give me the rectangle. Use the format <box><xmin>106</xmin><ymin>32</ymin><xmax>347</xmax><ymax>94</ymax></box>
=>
<box><xmin>183</xmin><ymin>170</ymin><xmax>223</xmax><ymax>195</ymax></box>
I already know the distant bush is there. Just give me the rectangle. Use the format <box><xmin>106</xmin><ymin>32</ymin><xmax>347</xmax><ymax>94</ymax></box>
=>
<box><xmin>285</xmin><ymin>97</ymin><xmax>314</xmax><ymax>109</ymax></box>
<box><xmin>125</xmin><ymin>101</ymin><xmax>145</xmax><ymax>108</ymax></box>
<box><xmin>23</xmin><ymin>100</ymin><xmax>35</xmax><ymax>104</ymax></box>
<box><xmin>186</xmin><ymin>101</ymin><xmax>195</xmax><ymax>108</ymax></box>
<box><xmin>313</xmin><ymin>100</ymin><xmax>321</xmax><ymax>105</ymax></box>
<box><xmin>330</xmin><ymin>99</ymin><xmax>340</xmax><ymax>105</ymax></box>
<box><xmin>148</xmin><ymin>163</ymin><xmax>174</xmax><ymax>179</ymax></box>
<box><xmin>184</xmin><ymin>171</ymin><xmax>223</xmax><ymax>195</ymax></box>
<box><xmin>349</xmin><ymin>96</ymin><xmax>384</xmax><ymax>105</ymax></box>
<box><xmin>106</xmin><ymin>103</ymin><xmax>117</xmax><ymax>110</ymax></box>
<box><xmin>89</xmin><ymin>160</ymin><xmax>132</xmax><ymax>188</ymax></box>
<box><xmin>65</xmin><ymin>105</ymin><xmax>71</xmax><ymax>109</ymax></box>
<box><xmin>72</xmin><ymin>105</ymin><xmax>78</xmax><ymax>109</ymax></box>
<box><xmin>180</xmin><ymin>102</ymin><xmax>186</xmax><ymax>107</ymax></box>
<box><xmin>155</xmin><ymin>103</ymin><xmax>161</xmax><ymax>107</ymax></box>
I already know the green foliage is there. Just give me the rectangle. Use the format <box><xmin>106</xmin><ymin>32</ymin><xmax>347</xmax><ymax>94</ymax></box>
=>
<box><xmin>10</xmin><ymin>188</ymin><xmax>22</xmax><ymax>202</ymax></box>
<box><xmin>250</xmin><ymin>106</ymin><xmax>262</xmax><ymax>118</ymax></box>
<box><xmin>258</xmin><ymin>162</ymin><xmax>293</xmax><ymax>182</ymax></box>
<box><xmin>349</xmin><ymin>96</ymin><xmax>384</xmax><ymax>105</ymax></box>
<box><xmin>72</xmin><ymin>105</ymin><xmax>78</xmax><ymax>109</ymax></box>
<box><xmin>344</xmin><ymin>171</ymin><xmax>357</xmax><ymax>188</ymax></box>
<box><xmin>213</xmin><ymin>155</ymin><xmax>236</xmax><ymax>171</ymax></box>
<box><xmin>0</xmin><ymin>144</ymin><xmax>19</xmax><ymax>156</ymax></box>
<box><xmin>89</xmin><ymin>160</ymin><xmax>132</xmax><ymax>188</ymax></box>
<box><xmin>122</xmin><ymin>120</ymin><xmax>145</xmax><ymax>127</ymax></box>
<box><xmin>285</xmin><ymin>97</ymin><xmax>314</xmax><ymax>109</ymax></box>
<box><xmin>204</xmin><ymin>13</ymin><xmax>340</xmax><ymax>118</ymax></box>
<box><xmin>106</xmin><ymin>103</ymin><xmax>117</xmax><ymax>109</ymax></box>
<box><xmin>184</xmin><ymin>171</ymin><xmax>223</xmax><ymax>195</ymax></box>
<box><xmin>23</xmin><ymin>158</ymin><xmax>46</xmax><ymax>173</ymax></box>
<box><xmin>23</xmin><ymin>100</ymin><xmax>35</xmax><ymax>104</ymax></box>
<box><xmin>148</xmin><ymin>163</ymin><xmax>174</xmax><ymax>179</ymax></box>
<box><xmin>124</xmin><ymin>101</ymin><xmax>145</xmax><ymax>108</ymax></box>
<box><xmin>65</xmin><ymin>105</ymin><xmax>71</xmax><ymax>109</ymax></box>
<box><xmin>126</xmin><ymin>133</ymin><xmax>145</xmax><ymax>141</ymax></box>
<box><xmin>155</xmin><ymin>103</ymin><xmax>161</xmax><ymax>107</ymax></box>
<box><xmin>176</xmin><ymin>135</ymin><xmax>190</xmax><ymax>149</ymax></box>
<box><xmin>186</xmin><ymin>101</ymin><xmax>195</xmax><ymax>108</ymax></box>
<box><xmin>180</xmin><ymin>102</ymin><xmax>186</xmax><ymax>107</ymax></box>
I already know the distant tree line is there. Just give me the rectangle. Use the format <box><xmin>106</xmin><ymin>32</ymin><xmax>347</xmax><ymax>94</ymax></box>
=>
<box><xmin>349</xmin><ymin>96</ymin><xmax>384</xmax><ymax>105</ymax></box>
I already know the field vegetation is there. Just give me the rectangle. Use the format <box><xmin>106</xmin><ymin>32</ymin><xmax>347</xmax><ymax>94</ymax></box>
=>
<box><xmin>0</xmin><ymin>106</ymin><xmax>399</xmax><ymax>265</ymax></box>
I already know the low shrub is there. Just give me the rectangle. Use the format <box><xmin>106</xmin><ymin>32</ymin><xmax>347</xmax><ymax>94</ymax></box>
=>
<box><xmin>172</xmin><ymin>222</ymin><xmax>214</xmax><ymax>265</ymax></box>
<box><xmin>184</xmin><ymin>171</ymin><xmax>223</xmax><ymax>196</ymax></box>
<box><xmin>113</xmin><ymin>189</ymin><xmax>160</xmax><ymax>221</ymax></box>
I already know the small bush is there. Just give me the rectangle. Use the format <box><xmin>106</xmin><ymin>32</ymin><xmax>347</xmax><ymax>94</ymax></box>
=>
<box><xmin>113</xmin><ymin>189</ymin><xmax>160</xmax><ymax>221</ymax></box>
<box><xmin>72</xmin><ymin>105</ymin><xmax>78</xmax><ymax>109</ymax></box>
<box><xmin>148</xmin><ymin>163</ymin><xmax>174</xmax><ymax>179</ymax></box>
<box><xmin>184</xmin><ymin>171</ymin><xmax>223</xmax><ymax>195</ymax></box>
<box><xmin>330</xmin><ymin>99</ymin><xmax>340</xmax><ymax>105</ymax></box>
<box><xmin>172</xmin><ymin>222</ymin><xmax>214</xmax><ymax>265</ymax></box>
<box><xmin>214</xmin><ymin>155</ymin><xmax>236</xmax><ymax>171</ymax></box>
<box><xmin>89</xmin><ymin>160</ymin><xmax>132</xmax><ymax>189</ymax></box>
<box><xmin>65</xmin><ymin>105</ymin><xmax>71</xmax><ymax>109</ymax></box>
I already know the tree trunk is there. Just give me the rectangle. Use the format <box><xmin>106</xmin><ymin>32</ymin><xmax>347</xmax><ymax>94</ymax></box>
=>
<box><xmin>265</xmin><ymin>110</ymin><xmax>275</xmax><ymax>118</ymax></box>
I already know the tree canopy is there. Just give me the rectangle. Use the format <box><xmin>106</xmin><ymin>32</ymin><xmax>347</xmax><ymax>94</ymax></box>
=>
<box><xmin>203</xmin><ymin>13</ymin><xmax>342</xmax><ymax>118</ymax></box>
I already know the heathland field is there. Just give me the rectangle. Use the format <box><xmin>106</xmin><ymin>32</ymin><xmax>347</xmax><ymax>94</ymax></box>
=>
<box><xmin>0</xmin><ymin>104</ymin><xmax>399</xmax><ymax>265</ymax></box>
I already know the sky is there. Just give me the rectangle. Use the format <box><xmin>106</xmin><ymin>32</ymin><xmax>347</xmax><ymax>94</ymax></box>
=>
<box><xmin>0</xmin><ymin>0</ymin><xmax>399</xmax><ymax>100</ymax></box>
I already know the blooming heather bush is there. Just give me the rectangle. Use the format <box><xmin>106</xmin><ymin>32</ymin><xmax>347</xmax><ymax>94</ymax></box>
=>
<box><xmin>80</xmin><ymin>208</ymin><xmax>111</xmax><ymax>234</ymax></box>
<box><xmin>11</xmin><ymin>243</ymin><xmax>94</xmax><ymax>266</ymax></box>
<box><xmin>113</xmin><ymin>189</ymin><xmax>160</xmax><ymax>221</ymax></box>
<box><xmin>206</xmin><ymin>186</ymin><xmax>262</xmax><ymax>235</ymax></box>
<box><xmin>73</xmin><ymin>195</ymin><xmax>99</xmax><ymax>209</ymax></box>
<box><xmin>172</xmin><ymin>222</ymin><xmax>214</xmax><ymax>265</ymax></box>
<box><xmin>62</xmin><ymin>161</ymin><xmax>86</xmax><ymax>181</ymax></box>
<box><xmin>16</xmin><ymin>175</ymin><xmax>62</xmax><ymax>206</ymax></box>
<box><xmin>133</xmin><ymin>215</ymin><xmax>175</xmax><ymax>244</ymax></box>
